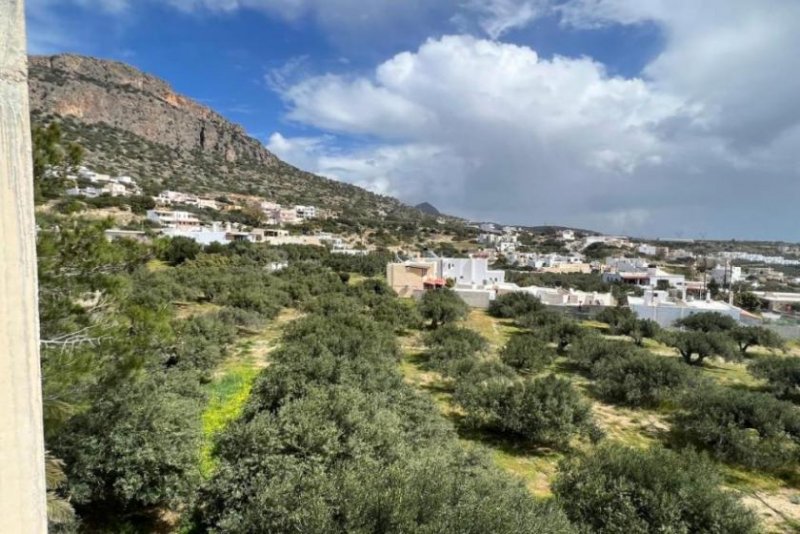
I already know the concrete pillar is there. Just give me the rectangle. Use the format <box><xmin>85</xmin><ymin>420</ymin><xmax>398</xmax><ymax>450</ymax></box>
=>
<box><xmin>0</xmin><ymin>0</ymin><xmax>48</xmax><ymax>530</ymax></box>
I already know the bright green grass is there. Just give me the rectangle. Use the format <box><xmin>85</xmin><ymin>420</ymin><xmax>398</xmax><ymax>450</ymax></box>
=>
<box><xmin>199</xmin><ymin>364</ymin><xmax>259</xmax><ymax>477</ymax></box>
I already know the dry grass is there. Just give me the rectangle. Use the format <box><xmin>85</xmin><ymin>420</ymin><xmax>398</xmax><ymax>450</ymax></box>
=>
<box><xmin>401</xmin><ymin>312</ymin><xmax>800</xmax><ymax>531</ymax></box>
<box><xmin>461</xmin><ymin>309</ymin><xmax>519</xmax><ymax>354</ymax></box>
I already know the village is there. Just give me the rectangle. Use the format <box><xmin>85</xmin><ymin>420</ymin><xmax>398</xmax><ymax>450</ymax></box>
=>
<box><xmin>60</xmin><ymin>166</ymin><xmax>800</xmax><ymax>338</ymax></box>
<box><xmin>386</xmin><ymin>223</ymin><xmax>800</xmax><ymax>338</ymax></box>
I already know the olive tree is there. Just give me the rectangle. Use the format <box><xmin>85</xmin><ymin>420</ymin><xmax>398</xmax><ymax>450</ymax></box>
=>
<box><xmin>554</xmin><ymin>445</ymin><xmax>759</xmax><ymax>533</ymax></box>
<box><xmin>418</xmin><ymin>288</ymin><xmax>468</xmax><ymax>328</ymax></box>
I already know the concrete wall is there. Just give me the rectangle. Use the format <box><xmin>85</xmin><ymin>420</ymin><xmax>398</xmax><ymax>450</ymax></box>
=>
<box><xmin>453</xmin><ymin>288</ymin><xmax>495</xmax><ymax>309</ymax></box>
<box><xmin>630</xmin><ymin>304</ymin><xmax>741</xmax><ymax>328</ymax></box>
<box><xmin>765</xmin><ymin>324</ymin><xmax>800</xmax><ymax>340</ymax></box>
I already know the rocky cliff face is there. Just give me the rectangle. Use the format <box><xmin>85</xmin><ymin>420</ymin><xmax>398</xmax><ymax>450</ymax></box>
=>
<box><xmin>26</xmin><ymin>53</ymin><xmax>434</xmax><ymax>221</ymax></box>
<box><xmin>28</xmin><ymin>54</ymin><xmax>278</xmax><ymax>166</ymax></box>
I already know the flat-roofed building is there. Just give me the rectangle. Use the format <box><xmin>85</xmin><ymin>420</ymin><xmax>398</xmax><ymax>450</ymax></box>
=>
<box><xmin>387</xmin><ymin>260</ymin><xmax>440</xmax><ymax>297</ymax></box>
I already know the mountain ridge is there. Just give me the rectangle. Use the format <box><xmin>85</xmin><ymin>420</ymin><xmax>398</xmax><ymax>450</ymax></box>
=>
<box><xmin>27</xmin><ymin>53</ymin><xmax>434</xmax><ymax>221</ymax></box>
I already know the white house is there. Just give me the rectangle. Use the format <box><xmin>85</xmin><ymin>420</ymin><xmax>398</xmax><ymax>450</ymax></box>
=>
<box><xmin>496</xmin><ymin>283</ymin><xmax>615</xmax><ymax>307</ymax></box>
<box><xmin>629</xmin><ymin>289</ymin><xmax>743</xmax><ymax>328</ymax></box>
<box><xmin>66</xmin><ymin>186</ymin><xmax>102</xmax><ymax>198</ymax></box>
<box><xmin>103</xmin><ymin>182</ymin><xmax>128</xmax><ymax>197</ymax></box>
<box><xmin>146</xmin><ymin>209</ymin><xmax>201</xmax><ymax>230</ymax></box>
<box><xmin>295</xmin><ymin>205</ymin><xmax>317</xmax><ymax>220</ymax></box>
<box><xmin>559</xmin><ymin>230</ymin><xmax>576</xmax><ymax>241</ymax></box>
<box><xmin>439</xmin><ymin>257</ymin><xmax>505</xmax><ymax>287</ymax></box>
<box><xmin>710</xmin><ymin>263</ymin><xmax>743</xmax><ymax>286</ymax></box>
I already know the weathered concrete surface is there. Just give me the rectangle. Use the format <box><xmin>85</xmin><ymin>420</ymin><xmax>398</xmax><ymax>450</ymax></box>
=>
<box><xmin>0</xmin><ymin>0</ymin><xmax>48</xmax><ymax>530</ymax></box>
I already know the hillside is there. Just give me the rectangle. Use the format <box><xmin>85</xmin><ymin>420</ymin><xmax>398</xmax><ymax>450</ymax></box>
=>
<box><xmin>27</xmin><ymin>54</ymin><xmax>426</xmax><ymax>220</ymax></box>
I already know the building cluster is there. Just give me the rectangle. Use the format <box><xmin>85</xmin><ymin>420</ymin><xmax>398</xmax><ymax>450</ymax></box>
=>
<box><xmin>139</xmin><ymin>207</ymin><xmax>364</xmax><ymax>253</ymax></box>
<box><xmin>477</xmin><ymin>231</ymin><xmax>518</xmax><ymax>254</ymax></box>
<box><xmin>508</xmin><ymin>252</ymin><xmax>591</xmax><ymax>273</ymax></box>
<box><xmin>154</xmin><ymin>190</ymin><xmax>320</xmax><ymax>226</ymax></box>
<box><xmin>718</xmin><ymin>250</ymin><xmax>800</xmax><ymax>267</ymax></box>
<box><xmin>387</xmin><ymin>255</ymin><xmax>615</xmax><ymax>310</ymax></box>
<box><xmin>65</xmin><ymin>166</ymin><xmax>141</xmax><ymax>198</ymax></box>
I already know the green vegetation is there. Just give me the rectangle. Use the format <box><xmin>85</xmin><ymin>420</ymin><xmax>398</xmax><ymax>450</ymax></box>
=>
<box><xmin>499</xmin><ymin>333</ymin><xmax>556</xmax><ymax>374</ymax></box>
<box><xmin>554</xmin><ymin>445</ymin><xmax>760</xmax><ymax>533</ymax></box>
<box><xmin>192</xmin><ymin>305</ymin><xmax>574</xmax><ymax>533</ymax></box>
<box><xmin>455</xmin><ymin>373</ymin><xmax>596</xmax><ymax>448</ymax></box>
<box><xmin>33</xmin><ymin>204</ymin><xmax>799</xmax><ymax>531</ymax></box>
<box><xmin>749</xmin><ymin>355</ymin><xmax>800</xmax><ymax>401</ymax></box>
<box><xmin>674</xmin><ymin>387</ymin><xmax>800</xmax><ymax>470</ymax></box>
<box><xmin>419</xmin><ymin>287</ymin><xmax>469</xmax><ymax>327</ymax></box>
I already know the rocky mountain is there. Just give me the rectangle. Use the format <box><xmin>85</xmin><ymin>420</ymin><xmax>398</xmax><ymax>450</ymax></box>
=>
<box><xmin>414</xmin><ymin>202</ymin><xmax>441</xmax><ymax>216</ymax></box>
<box><xmin>27</xmin><ymin>54</ymin><xmax>426</xmax><ymax>220</ymax></box>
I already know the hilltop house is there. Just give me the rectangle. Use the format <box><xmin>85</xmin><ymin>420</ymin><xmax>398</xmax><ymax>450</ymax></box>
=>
<box><xmin>146</xmin><ymin>209</ymin><xmax>201</xmax><ymax>230</ymax></box>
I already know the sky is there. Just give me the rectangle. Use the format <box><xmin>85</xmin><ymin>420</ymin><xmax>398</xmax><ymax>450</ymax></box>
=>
<box><xmin>26</xmin><ymin>0</ymin><xmax>800</xmax><ymax>241</ymax></box>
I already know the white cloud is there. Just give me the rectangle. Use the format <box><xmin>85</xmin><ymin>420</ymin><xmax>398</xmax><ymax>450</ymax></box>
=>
<box><xmin>460</xmin><ymin>0</ymin><xmax>548</xmax><ymax>39</ymax></box>
<box><xmin>276</xmin><ymin>35</ymin><xmax>703</xmax><ymax>231</ymax></box>
<box><xmin>559</xmin><ymin>0</ymin><xmax>800</xmax><ymax>147</ymax></box>
<box><xmin>267</xmin><ymin>133</ymin><xmax>465</xmax><ymax>201</ymax></box>
<box><xmin>268</xmin><ymin>1</ymin><xmax>800</xmax><ymax>239</ymax></box>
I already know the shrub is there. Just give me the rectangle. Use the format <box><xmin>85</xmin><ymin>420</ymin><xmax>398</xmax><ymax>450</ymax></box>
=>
<box><xmin>568</xmin><ymin>335</ymin><xmax>636</xmax><ymax>372</ymax></box>
<box><xmin>675</xmin><ymin>311</ymin><xmax>737</xmax><ymax>333</ymax></box>
<box><xmin>553</xmin><ymin>444</ymin><xmax>759</xmax><ymax>534</ymax></box>
<box><xmin>424</xmin><ymin>325</ymin><xmax>487</xmax><ymax>373</ymax></box>
<box><xmin>538</xmin><ymin>315</ymin><xmax>585</xmax><ymax>354</ymax></box>
<box><xmin>592</xmin><ymin>351</ymin><xmax>697</xmax><ymax>407</ymax></box>
<box><xmin>749</xmin><ymin>356</ymin><xmax>800</xmax><ymax>401</ymax></box>
<box><xmin>418</xmin><ymin>288</ymin><xmax>468</xmax><ymax>327</ymax></box>
<box><xmin>731</xmin><ymin>326</ymin><xmax>784</xmax><ymax>356</ymax></box>
<box><xmin>456</xmin><ymin>373</ymin><xmax>594</xmax><ymax>448</ymax></box>
<box><xmin>499</xmin><ymin>333</ymin><xmax>555</xmax><ymax>374</ymax></box>
<box><xmin>161</xmin><ymin>236</ymin><xmax>201</xmax><ymax>266</ymax></box>
<box><xmin>661</xmin><ymin>330</ymin><xmax>736</xmax><ymax>365</ymax></box>
<box><xmin>674</xmin><ymin>386</ymin><xmax>800</xmax><ymax>470</ymax></box>
<box><xmin>488</xmin><ymin>292</ymin><xmax>544</xmax><ymax>319</ymax></box>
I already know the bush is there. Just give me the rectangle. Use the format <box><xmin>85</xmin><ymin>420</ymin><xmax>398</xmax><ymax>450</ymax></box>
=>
<box><xmin>537</xmin><ymin>314</ymin><xmax>585</xmax><ymax>354</ymax></box>
<box><xmin>661</xmin><ymin>330</ymin><xmax>736</xmax><ymax>365</ymax></box>
<box><xmin>161</xmin><ymin>236</ymin><xmax>201</xmax><ymax>266</ymax></box>
<box><xmin>54</xmin><ymin>373</ymin><xmax>203</xmax><ymax>515</ymax></box>
<box><xmin>749</xmin><ymin>356</ymin><xmax>800</xmax><ymax>401</ymax></box>
<box><xmin>488</xmin><ymin>292</ymin><xmax>544</xmax><ymax>319</ymax></box>
<box><xmin>592</xmin><ymin>350</ymin><xmax>697</xmax><ymax>407</ymax></box>
<box><xmin>499</xmin><ymin>333</ymin><xmax>555</xmax><ymax>374</ymax></box>
<box><xmin>568</xmin><ymin>334</ymin><xmax>636</xmax><ymax>372</ymax></box>
<box><xmin>418</xmin><ymin>288</ymin><xmax>468</xmax><ymax>327</ymax></box>
<box><xmin>675</xmin><ymin>311</ymin><xmax>737</xmax><ymax>333</ymax></box>
<box><xmin>674</xmin><ymin>386</ymin><xmax>800</xmax><ymax>470</ymax></box>
<box><xmin>731</xmin><ymin>325</ymin><xmax>784</xmax><ymax>356</ymax></box>
<box><xmin>553</xmin><ymin>444</ymin><xmax>759</xmax><ymax>533</ymax></box>
<box><xmin>424</xmin><ymin>325</ymin><xmax>487</xmax><ymax>374</ymax></box>
<box><xmin>455</xmin><ymin>373</ymin><xmax>594</xmax><ymax>448</ymax></box>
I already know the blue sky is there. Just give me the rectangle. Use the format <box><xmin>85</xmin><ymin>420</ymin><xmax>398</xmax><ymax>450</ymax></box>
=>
<box><xmin>27</xmin><ymin>1</ymin><xmax>800</xmax><ymax>241</ymax></box>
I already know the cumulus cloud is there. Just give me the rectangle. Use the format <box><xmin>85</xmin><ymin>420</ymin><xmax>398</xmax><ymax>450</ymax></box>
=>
<box><xmin>275</xmin><ymin>35</ymin><xmax>706</xmax><ymax>232</ymax></box>
<box><xmin>267</xmin><ymin>1</ymin><xmax>800</xmax><ymax>239</ymax></box>
<box><xmin>560</xmin><ymin>0</ymin><xmax>800</xmax><ymax>147</ymax></box>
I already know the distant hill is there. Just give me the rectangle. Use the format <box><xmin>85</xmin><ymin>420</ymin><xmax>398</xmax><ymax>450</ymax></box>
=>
<box><xmin>414</xmin><ymin>202</ymin><xmax>440</xmax><ymax>216</ymax></box>
<box><xmin>27</xmin><ymin>54</ymin><xmax>430</xmax><ymax>221</ymax></box>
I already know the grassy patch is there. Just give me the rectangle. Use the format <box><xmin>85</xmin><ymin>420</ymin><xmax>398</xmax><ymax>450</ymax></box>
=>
<box><xmin>461</xmin><ymin>309</ymin><xmax>519</xmax><ymax>353</ymax></box>
<box><xmin>146</xmin><ymin>259</ymin><xmax>168</xmax><ymax>272</ymax></box>
<box><xmin>199</xmin><ymin>364</ymin><xmax>258</xmax><ymax>477</ymax></box>
<box><xmin>199</xmin><ymin>308</ymin><xmax>302</xmax><ymax>477</ymax></box>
